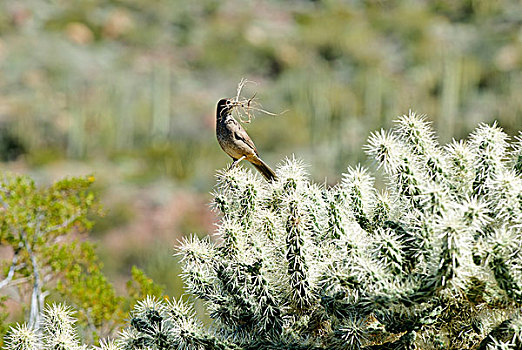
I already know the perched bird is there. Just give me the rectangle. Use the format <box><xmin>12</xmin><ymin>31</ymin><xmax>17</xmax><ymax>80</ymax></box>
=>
<box><xmin>216</xmin><ymin>98</ymin><xmax>276</xmax><ymax>181</ymax></box>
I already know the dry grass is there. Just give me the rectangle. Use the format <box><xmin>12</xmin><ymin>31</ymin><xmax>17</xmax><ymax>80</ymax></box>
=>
<box><xmin>227</xmin><ymin>78</ymin><xmax>283</xmax><ymax>124</ymax></box>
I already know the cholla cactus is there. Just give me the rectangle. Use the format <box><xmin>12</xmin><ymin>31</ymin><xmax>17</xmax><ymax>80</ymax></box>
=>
<box><xmin>5</xmin><ymin>304</ymin><xmax>85</xmax><ymax>350</ymax></box>
<box><xmin>4</xmin><ymin>324</ymin><xmax>41</xmax><ymax>350</ymax></box>
<box><xmin>175</xmin><ymin>112</ymin><xmax>522</xmax><ymax>349</ymax></box>
<box><xmin>5</xmin><ymin>112</ymin><xmax>522</xmax><ymax>349</ymax></box>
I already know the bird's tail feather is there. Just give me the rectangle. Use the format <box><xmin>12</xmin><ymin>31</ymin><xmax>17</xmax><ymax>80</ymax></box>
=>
<box><xmin>253</xmin><ymin>160</ymin><xmax>276</xmax><ymax>182</ymax></box>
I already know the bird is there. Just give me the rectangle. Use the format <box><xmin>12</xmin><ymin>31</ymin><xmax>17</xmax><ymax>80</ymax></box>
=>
<box><xmin>216</xmin><ymin>98</ymin><xmax>276</xmax><ymax>181</ymax></box>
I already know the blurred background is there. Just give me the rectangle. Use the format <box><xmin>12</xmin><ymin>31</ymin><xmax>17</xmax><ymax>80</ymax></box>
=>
<box><xmin>0</xmin><ymin>0</ymin><xmax>521</xmax><ymax>299</ymax></box>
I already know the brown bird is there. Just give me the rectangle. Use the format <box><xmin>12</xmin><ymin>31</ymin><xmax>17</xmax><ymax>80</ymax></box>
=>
<box><xmin>216</xmin><ymin>98</ymin><xmax>276</xmax><ymax>181</ymax></box>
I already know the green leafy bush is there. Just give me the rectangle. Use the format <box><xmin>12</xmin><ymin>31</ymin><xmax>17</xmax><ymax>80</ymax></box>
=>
<box><xmin>0</xmin><ymin>173</ymin><xmax>164</xmax><ymax>345</ymax></box>
<box><xmin>5</xmin><ymin>113</ymin><xmax>522</xmax><ymax>349</ymax></box>
<box><xmin>0</xmin><ymin>174</ymin><xmax>126</xmax><ymax>340</ymax></box>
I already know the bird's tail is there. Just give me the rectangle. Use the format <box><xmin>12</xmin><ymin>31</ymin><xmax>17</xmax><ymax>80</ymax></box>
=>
<box><xmin>253</xmin><ymin>159</ymin><xmax>276</xmax><ymax>182</ymax></box>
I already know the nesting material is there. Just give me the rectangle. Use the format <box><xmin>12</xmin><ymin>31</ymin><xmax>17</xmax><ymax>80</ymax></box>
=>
<box><xmin>226</xmin><ymin>78</ymin><xmax>282</xmax><ymax>124</ymax></box>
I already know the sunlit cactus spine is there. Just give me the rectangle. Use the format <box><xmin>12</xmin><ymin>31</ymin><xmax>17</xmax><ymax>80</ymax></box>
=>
<box><xmin>4</xmin><ymin>324</ymin><xmax>41</xmax><ymax>350</ymax></box>
<box><xmin>5</xmin><ymin>112</ymin><xmax>522</xmax><ymax>349</ymax></box>
<box><xmin>5</xmin><ymin>304</ymin><xmax>84</xmax><ymax>350</ymax></box>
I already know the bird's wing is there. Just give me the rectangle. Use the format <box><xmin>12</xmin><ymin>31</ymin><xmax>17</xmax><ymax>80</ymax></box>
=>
<box><xmin>230</xmin><ymin>119</ymin><xmax>258</xmax><ymax>155</ymax></box>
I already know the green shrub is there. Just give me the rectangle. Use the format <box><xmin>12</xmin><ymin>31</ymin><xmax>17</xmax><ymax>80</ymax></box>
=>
<box><xmin>0</xmin><ymin>173</ymin><xmax>164</xmax><ymax>346</ymax></box>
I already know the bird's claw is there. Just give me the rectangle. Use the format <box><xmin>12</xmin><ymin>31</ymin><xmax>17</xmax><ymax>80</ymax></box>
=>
<box><xmin>228</xmin><ymin>156</ymin><xmax>246</xmax><ymax>170</ymax></box>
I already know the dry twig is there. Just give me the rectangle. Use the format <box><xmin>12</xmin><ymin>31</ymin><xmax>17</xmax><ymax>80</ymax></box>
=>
<box><xmin>227</xmin><ymin>78</ymin><xmax>284</xmax><ymax>124</ymax></box>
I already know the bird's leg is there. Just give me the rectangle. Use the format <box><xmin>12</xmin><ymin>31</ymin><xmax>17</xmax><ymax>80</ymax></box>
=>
<box><xmin>228</xmin><ymin>156</ymin><xmax>246</xmax><ymax>170</ymax></box>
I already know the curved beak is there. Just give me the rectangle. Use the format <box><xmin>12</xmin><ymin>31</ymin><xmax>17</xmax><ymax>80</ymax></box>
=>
<box><xmin>217</xmin><ymin>98</ymin><xmax>232</xmax><ymax>118</ymax></box>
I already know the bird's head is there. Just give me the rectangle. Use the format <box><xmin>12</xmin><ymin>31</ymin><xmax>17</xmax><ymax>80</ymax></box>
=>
<box><xmin>216</xmin><ymin>98</ymin><xmax>233</xmax><ymax>119</ymax></box>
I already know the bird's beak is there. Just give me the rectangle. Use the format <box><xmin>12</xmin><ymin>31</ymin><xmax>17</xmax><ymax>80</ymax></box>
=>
<box><xmin>217</xmin><ymin>99</ymin><xmax>231</xmax><ymax>118</ymax></box>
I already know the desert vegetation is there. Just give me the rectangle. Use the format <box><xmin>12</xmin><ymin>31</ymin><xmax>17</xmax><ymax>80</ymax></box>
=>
<box><xmin>4</xmin><ymin>113</ymin><xmax>522</xmax><ymax>349</ymax></box>
<box><xmin>1</xmin><ymin>0</ymin><xmax>521</xmax><ymax>349</ymax></box>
